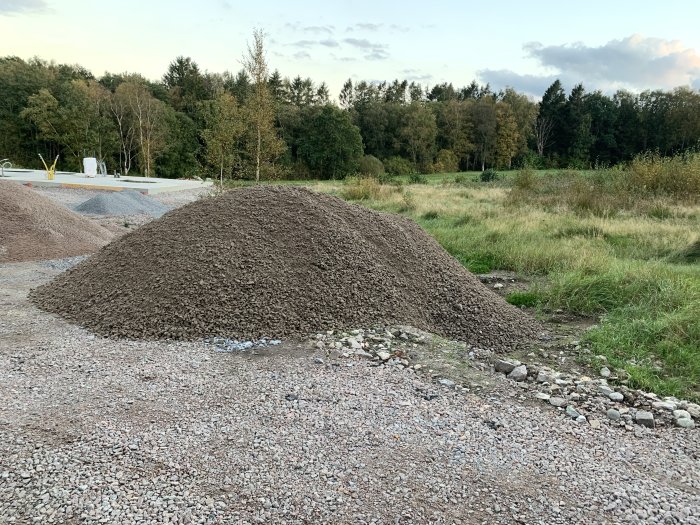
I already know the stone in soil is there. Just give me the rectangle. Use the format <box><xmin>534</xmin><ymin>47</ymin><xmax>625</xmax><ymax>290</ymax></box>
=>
<box><xmin>494</xmin><ymin>358</ymin><xmax>520</xmax><ymax>374</ymax></box>
<box><xmin>507</xmin><ymin>364</ymin><xmax>528</xmax><ymax>382</ymax></box>
<box><xmin>634</xmin><ymin>411</ymin><xmax>655</xmax><ymax>428</ymax></box>
<box><xmin>549</xmin><ymin>397</ymin><xmax>567</xmax><ymax>408</ymax></box>
<box><xmin>607</xmin><ymin>409</ymin><xmax>621</xmax><ymax>421</ymax></box>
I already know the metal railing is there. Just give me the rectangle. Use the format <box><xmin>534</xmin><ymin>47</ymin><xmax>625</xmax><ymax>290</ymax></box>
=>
<box><xmin>0</xmin><ymin>159</ymin><xmax>11</xmax><ymax>177</ymax></box>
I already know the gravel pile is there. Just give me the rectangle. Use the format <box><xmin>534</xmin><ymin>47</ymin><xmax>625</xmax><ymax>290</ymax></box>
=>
<box><xmin>75</xmin><ymin>190</ymin><xmax>170</xmax><ymax>217</ymax></box>
<box><xmin>32</xmin><ymin>186</ymin><xmax>540</xmax><ymax>349</ymax></box>
<box><xmin>0</xmin><ymin>181</ymin><xmax>112</xmax><ymax>263</ymax></box>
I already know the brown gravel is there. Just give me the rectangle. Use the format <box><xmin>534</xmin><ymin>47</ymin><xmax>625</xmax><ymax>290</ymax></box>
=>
<box><xmin>32</xmin><ymin>186</ymin><xmax>540</xmax><ymax>349</ymax></box>
<box><xmin>0</xmin><ymin>181</ymin><xmax>112</xmax><ymax>263</ymax></box>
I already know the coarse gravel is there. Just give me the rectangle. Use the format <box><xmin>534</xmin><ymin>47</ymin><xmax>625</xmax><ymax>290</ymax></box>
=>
<box><xmin>0</xmin><ymin>181</ymin><xmax>112</xmax><ymax>263</ymax></box>
<box><xmin>1</xmin><ymin>260</ymin><xmax>699</xmax><ymax>524</ymax></box>
<box><xmin>32</xmin><ymin>186</ymin><xmax>540</xmax><ymax>350</ymax></box>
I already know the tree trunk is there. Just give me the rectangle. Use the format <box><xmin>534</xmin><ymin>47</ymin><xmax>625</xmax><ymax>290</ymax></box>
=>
<box><xmin>256</xmin><ymin>126</ymin><xmax>261</xmax><ymax>184</ymax></box>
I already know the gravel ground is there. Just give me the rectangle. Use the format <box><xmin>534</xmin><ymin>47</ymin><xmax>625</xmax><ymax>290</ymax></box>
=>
<box><xmin>1</xmin><ymin>260</ymin><xmax>699</xmax><ymax>525</ymax></box>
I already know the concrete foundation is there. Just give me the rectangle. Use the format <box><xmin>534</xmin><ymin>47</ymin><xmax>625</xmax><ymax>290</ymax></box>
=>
<box><xmin>0</xmin><ymin>169</ymin><xmax>212</xmax><ymax>194</ymax></box>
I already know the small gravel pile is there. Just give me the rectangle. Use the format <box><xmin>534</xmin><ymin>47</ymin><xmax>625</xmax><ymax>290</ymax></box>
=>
<box><xmin>0</xmin><ymin>181</ymin><xmax>112</xmax><ymax>263</ymax></box>
<box><xmin>32</xmin><ymin>186</ymin><xmax>540</xmax><ymax>349</ymax></box>
<box><xmin>75</xmin><ymin>190</ymin><xmax>170</xmax><ymax>217</ymax></box>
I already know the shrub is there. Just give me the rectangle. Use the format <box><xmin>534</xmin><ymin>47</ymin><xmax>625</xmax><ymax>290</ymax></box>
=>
<box><xmin>628</xmin><ymin>152</ymin><xmax>700</xmax><ymax>200</ymax></box>
<box><xmin>384</xmin><ymin>156</ymin><xmax>415</xmax><ymax>176</ymax></box>
<box><xmin>513</xmin><ymin>168</ymin><xmax>537</xmax><ymax>191</ymax></box>
<box><xmin>358</xmin><ymin>155</ymin><xmax>385</xmax><ymax>178</ymax></box>
<box><xmin>340</xmin><ymin>177</ymin><xmax>382</xmax><ymax>201</ymax></box>
<box><xmin>398</xmin><ymin>191</ymin><xmax>416</xmax><ymax>213</ymax></box>
<box><xmin>480</xmin><ymin>168</ymin><xmax>498</xmax><ymax>182</ymax></box>
<box><xmin>408</xmin><ymin>173</ymin><xmax>427</xmax><ymax>184</ymax></box>
<box><xmin>452</xmin><ymin>174</ymin><xmax>468</xmax><ymax>185</ymax></box>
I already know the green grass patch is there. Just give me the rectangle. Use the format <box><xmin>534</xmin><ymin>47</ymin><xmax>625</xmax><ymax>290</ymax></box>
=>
<box><xmin>506</xmin><ymin>291</ymin><xmax>540</xmax><ymax>308</ymax></box>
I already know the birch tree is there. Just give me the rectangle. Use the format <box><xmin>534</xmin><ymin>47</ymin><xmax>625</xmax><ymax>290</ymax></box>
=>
<box><xmin>242</xmin><ymin>29</ymin><xmax>285</xmax><ymax>182</ymax></box>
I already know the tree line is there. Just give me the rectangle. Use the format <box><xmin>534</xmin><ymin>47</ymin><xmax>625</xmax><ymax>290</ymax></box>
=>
<box><xmin>3</xmin><ymin>44</ymin><xmax>700</xmax><ymax>180</ymax></box>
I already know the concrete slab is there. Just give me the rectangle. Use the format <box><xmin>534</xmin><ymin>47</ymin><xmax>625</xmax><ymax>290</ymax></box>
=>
<box><xmin>0</xmin><ymin>169</ymin><xmax>212</xmax><ymax>194</ymax></box>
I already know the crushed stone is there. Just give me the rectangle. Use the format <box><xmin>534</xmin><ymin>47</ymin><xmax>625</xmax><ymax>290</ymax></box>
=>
<box><xmin>0</xmin><ymin>181</ymin><xmax>112</xmax><ymax>263</ymax></box>
<box><xmin>75</xmin><ymin>190</ymin><xmax>170</xmax><ymax>217</ymax></box>
<box><xmin>32</xmin><ymin>186</ymin><xmax>541</xmax><ymax>350</ymax></box>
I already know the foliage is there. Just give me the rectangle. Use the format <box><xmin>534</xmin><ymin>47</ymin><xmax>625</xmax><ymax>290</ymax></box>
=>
<box><xmin>6</xmin><ymin>53</ymin><xmax>700</xmax><ymax>181</ymax></box>
<box><xmin>297</xmin><ymin>105</ymin><xmax>363</xmax><ymax>179</ymax></box>
<box><xmin>433</xmin><ymin>149</ymin><xmax>459</xmax><ymax>173</ymax></box>
<box><xmin>200</xmin><ymin>92</ymin><xmax>244</xmax><ymax>184</ymax></box>
<box><xmin>480</xmin><ymin>168</ymin><xmax>498</xmax><ymax>182</ymax></box>
<box><xmin>358</xmin><ymin>154</ymin><xmax>385</xmax><ymax>177</ymax></box>
<box><xmin>383</xmin><ymin>156</ymin><xmax>414</xmax><ymax>176</ymax></box>
<box><xmin>339</xmin><ymin>176</ymin><xmax>392</xmax><ymax>201</ymax></box>
<box><xmin>408</xmin><ymin>173</ymin><xmax>427</xmax><ymax>184</ymax></box>
<box><xmin>242</xmin><ymin>29</ymin><xmax>286</xmax><ymax>182</ymax></box>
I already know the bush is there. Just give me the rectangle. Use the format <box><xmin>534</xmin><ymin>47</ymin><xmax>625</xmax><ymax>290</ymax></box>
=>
<box><xmin>408</xmin><ymin>173</ymin><xmax>427</xmax><ymax>184</ymax></box>
<box><xmin>384</xmin><ymin>156</ymin><xmax>415</xmax><ymax>176</ymax></box>
<box><xmin>358</xmin><ymin>155</ymin><xmax>385</xmax><ymax>178</ymax></box>
<box><xmin>433</xmin><ymin>149</ymin><xmax>459</xmax><ymax>173</ymax></box>
<box><xmin>480</xmin><ymin>168</ymin><xmax>498</xmax><ymax>182</ymax></box>
<box><xmin>398</xmin><ymin>191</ymin><xmax>416</xmax><ymax>213</ymax></box>
<box><xmin>340</xmin><ymin>177</ymin><xmax>382</xmax><ymax>201</ymax></box>
<box><xmin>513</xmin><ymin>168</ymin><xmax>537</xmax><ymax>191</ymax></box>
<box><xmin>628</xmin><ymin>152</ymin><xmax>700</xmax><ymax>200</ymax></box>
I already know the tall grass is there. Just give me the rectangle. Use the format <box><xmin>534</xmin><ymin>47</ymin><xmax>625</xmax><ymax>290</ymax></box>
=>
<box><xmin>329</xmin><ymin>167</ymin><xmax>700</xmax><ymax>400</ymax></box>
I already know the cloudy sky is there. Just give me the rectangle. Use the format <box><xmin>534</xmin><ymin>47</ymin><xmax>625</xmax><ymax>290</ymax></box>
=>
<box><xmin>3</xmin><ymin>0</ymin><xmax>700</xmax><ymax>99</ymax></box>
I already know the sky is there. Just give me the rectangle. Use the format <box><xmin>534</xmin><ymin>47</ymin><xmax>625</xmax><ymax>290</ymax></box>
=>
<box><xmin>3</xmin><ymin>0</ymin><xmax>700</xmax><ymax>99</ymax></box>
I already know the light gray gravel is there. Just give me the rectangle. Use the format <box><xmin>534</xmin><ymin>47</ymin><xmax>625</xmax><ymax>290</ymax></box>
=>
<box><xmin>1</xmin><ymin>260</ymin><xmax>699</xmax><ymax>524</ymax></box>
<box><xmin>75</xmin><ymin>191</ymin><xmax>170</xmax><ymax>217</ymax></box>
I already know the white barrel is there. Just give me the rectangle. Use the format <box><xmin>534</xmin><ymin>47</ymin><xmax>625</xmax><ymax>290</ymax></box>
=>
<box><xmin>83</xmin><ymin>157</ymin><xmax>97</xmax><ymax>177</ymax></box>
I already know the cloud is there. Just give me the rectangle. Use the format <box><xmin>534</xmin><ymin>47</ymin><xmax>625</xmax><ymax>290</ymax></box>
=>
<box><xmin>293</xmin><ymin>51</ymin><xmax>311</xmax><ymax>60</ymax></box>
<box><xmin>401</xmin><ymin>69</ymin><xmax>433</xmax><ymax>82</ymax></box>
<box><xmin>477</xmin><ymin>69</ymin><xmax>558</xmax><ymax>98</ymax></box>
<box><xmin>343</xmin><ymin>38</ymin><xmax>379</xmax><ymax>50</ymax></box>
<box><xmin>479</xmin><ymin>34</ymin><xmax>700</xmax><ymax>96</ymax></box>
<box><xmin>0</xmin><ymin>0</ymin><xmax>47</xmax><ymax>14</ymax></box>
<box><xmin>389</xmin><ymin>24</ymin><xmax>410</xmax><ymax>33</ymax></box>
<box><xmin>365</xmin><ymin>50</ymin><xmax>389</xmax><ymax>61</ymax></box>
<box><xmin>319</xmin><ymin>39</ymin><xmax>339</xmax><ymax>48</ymax></box>
<box><xmin>342</xmin><ymin>37</ymin><xmax>390</xmax><ymax>61</ymax></box>
<box><xmin>290</xmin><ymin>40</ymin><xmax>317</xmax><ymax>48</ymax></box>
<box><xmin>349</xmin><ymin>23</ymin><xmax>382</xmax><ymax>32</ymax></box>
<box><xmin>284</xmin><ymin>22</ymin><xmax>334</xmax><ymax>35</ymax></box>
<box><xmin>346</xmin><ymin>23</ymin><xmax>409</xmax><ymax>33</ymax></box>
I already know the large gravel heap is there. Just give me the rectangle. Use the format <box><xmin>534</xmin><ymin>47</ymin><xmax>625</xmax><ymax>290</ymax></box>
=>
<box><xmin>75</xmin><ymin>190</ymin><xmax>170</xmax><ymax>217</ymax></box>
<box><xmin>0</xmin><ymin>181</ymin><xmax>112</xmax><ymax>263</ymax></box>
<box><xmin>32</xmin><ymin>186</ymin><xmax>539</xmax><ymax>349</ymax></box>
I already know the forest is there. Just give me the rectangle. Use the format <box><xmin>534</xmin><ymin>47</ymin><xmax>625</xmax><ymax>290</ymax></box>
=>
<box><xmin>2</xmin><ymin>53</ymin><xmax>700</xmax><ymax>179</ymax></box>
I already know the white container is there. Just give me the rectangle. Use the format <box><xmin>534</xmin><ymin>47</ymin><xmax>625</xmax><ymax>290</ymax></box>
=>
<box><xmin>83</xmin><ymin>157</ymin><xmax>97</xmax><ymax>178</ymax></box>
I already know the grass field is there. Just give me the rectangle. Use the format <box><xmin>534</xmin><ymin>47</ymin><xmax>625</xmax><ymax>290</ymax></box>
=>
<box><xmin>295</xmin><ymin>167</ymin><xmax>700</xmax><ymax>401</ymax></box>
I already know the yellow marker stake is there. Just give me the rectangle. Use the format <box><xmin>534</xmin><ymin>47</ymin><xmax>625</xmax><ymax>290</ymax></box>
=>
<box><xmin>39</xmin><ymin>154</ymin><xmax>59</xmax><ymax>180</ymax></box>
